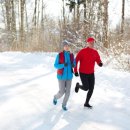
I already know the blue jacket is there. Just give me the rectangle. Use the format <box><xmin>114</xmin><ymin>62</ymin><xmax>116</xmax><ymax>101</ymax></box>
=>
<box><xmin>54</xmin><ymin>51</ymin><xmax>76</xmax><ymax>80</ymax></box>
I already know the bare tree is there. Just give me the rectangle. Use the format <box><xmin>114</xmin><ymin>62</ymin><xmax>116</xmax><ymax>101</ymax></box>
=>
<box><xmin>76</xmin><ymin>3</ymin><xmax>80</xmax><ymax>30</ymax></box>
<box><xmin>83</xmin><ymin>0</ymin><xmax>86</xmax><ymax>22</ymax></box>
<box><xmin>20</xmin><ymin>0</ymin><xmax>25</xmax><ymax>50</ymax></box>
<box><xmin>5</xmin><ymin>0</ymin><xmax>11</xmax><ymax>31</ymax></box>
<box><xmin>11</xmin><ymin>0</ymin><xmax>16</xmax><ymax>34</ymax></box>
<box><xmin>102</xmin><ymin>0</ymin><xmax>109</xmax><ymax>48</ymax></box>
<box><xmin>32</xmin><ymin>0</ymin><xmax>38</xmax><ymax>27</ymax></box>
<box><xmin>121</xmin><ymin>0</ymin><xmax>125</xmax><ymax>35</ymax></box>
<box><xmin>41</xmin><ymin>0</ymin><xmax>44</xmax><ymax>28</ymax></box>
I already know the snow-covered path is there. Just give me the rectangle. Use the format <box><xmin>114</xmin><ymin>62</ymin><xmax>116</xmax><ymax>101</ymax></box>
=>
<box><xmin>0</xmin><ymin>52</ymin><xmax>130</xmax><ymax>130</ymax></box>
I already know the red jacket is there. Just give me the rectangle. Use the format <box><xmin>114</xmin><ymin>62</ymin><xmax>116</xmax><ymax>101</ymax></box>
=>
<box><xmin>74</xmin><ymin>47</ymin><xmax>102</xmax><ymax>74</ymax></box>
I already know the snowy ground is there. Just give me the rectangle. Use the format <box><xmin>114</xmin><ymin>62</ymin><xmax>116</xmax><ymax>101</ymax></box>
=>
<box><xmin>0</xmin><ymin>52</ymin><xmax>130</xmax><ymax>130</ymax></box>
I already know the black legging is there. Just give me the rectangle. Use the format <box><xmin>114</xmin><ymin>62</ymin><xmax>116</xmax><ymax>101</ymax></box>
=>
<box><xmin>79</xmin><ymin>73</ymin><xmax>95</xmax><ymax>104</ymax></box>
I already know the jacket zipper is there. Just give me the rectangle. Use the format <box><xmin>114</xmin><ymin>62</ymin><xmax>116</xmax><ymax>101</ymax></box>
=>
<box><xmin>66</xmin><ymin>53</ymin><xmax>68</xmax><ymax>79</ymax></box>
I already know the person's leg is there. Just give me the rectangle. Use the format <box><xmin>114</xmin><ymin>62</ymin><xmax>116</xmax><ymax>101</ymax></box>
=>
<box><xmin>79</xmin><ymin>73</ymin><xmax>89</xmax><ymax>91</ymax></box>
<box><xmin>84</xmin><ymin>74</ymin><xmax>95</xmax><ymax>108</ymax></box>
<box><xmin>62</xmin><ymin>80</ymin><xmax>72</xmax><ymax>107</ymax></box>
<box><xmin>54</xmin><ymin>80</ymin><xmax>66</xmax><ymax>100</ymax></box>
<box><xmin>75</xmin><ymin>73</ymin><xmax>89</xmax><ymax>93</ymax></box>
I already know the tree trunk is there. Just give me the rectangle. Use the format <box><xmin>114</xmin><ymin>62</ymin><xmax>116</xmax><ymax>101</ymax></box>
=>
<box><xmin>11</xmin><ymin>0</ymin><xmax>16</xmax><ymax>37</ymax></box>
<box><xmin>25</xmin><ymin>0</ymin><xmax>29</xmax><ymax>49</ymax></box>
<box><xmin>103</xmin><ymin>0</ymin><xmax>109</xmax><ymax>48</ymax></box>
<box><xmin>62</xmin><ymin>0</ymin><xmax>65</xmax><ymax>26</ymax></box>
<box><xmin>41</xmin><ymin>0</ymin><xmax>44</xmax><ymax>28</ymax></box>
<box><xmin>37</xmin><ymin>0</ymin><xmax>40</xmax><ymax>29</ymax></box>
<box><xmin>20</xmin><ymin>0</ymin><xmax>25</xmax><ymax>50</ymax></box>
<box><xmin>121</xmin><ymin>0</ymin><xmax>125</xmax><ymax>35</ymax></box>
<box><xmin>32</xmin><ymin>0</ymin><xmax>37</xmax><ymax>28</ymax></box>
<box><xmin>40</xmin><ymin>0</ymin><xmax>45</xmax><ymax>50</ymax></box>
<box><xmin>5</xmin><ymin>1</ymin><xmax>11</xmax><ymax>31</ymax></box>
<box><xmin>1</xmin><ymin>2</ymin><xmax>6</xmax><ymax>28</ymax></box>
<box><xmin>10</xmin><ymin>0</ymin><xmax>17</xmax><ymax>50</ymax></box>
<box><xmin>25</xmin><ymin>1</ymin><xmax>29</xmax><ymax>32</ymax></box>
<box><xmin>84</xmin><ymin>0</ymin><xmax>87</xmax><ymax>23</ymax></box>
<box><xmin>77</xmin><ymin>4</ymin><xmax>80</xmax><ymax>30</ymax></box>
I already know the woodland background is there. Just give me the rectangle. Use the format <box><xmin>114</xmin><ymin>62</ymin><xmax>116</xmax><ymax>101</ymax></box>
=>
<box><xmin>0</xmin><ymin>0</ymin><xmax>130</xmax><ymax>70</ymax></box>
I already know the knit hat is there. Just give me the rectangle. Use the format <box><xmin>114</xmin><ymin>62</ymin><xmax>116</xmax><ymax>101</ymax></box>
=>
<box><xmin>62</xmin><ymin>40</ymin><xmax>69</xmax><ymax>46</ymax></box>
<box><xmin>86</xmin><ymin>37</ymin><xmax>95</xmax><ymax>43</ymax></box>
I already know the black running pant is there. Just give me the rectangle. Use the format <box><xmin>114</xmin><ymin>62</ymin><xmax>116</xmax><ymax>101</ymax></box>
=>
<box><xmin>79</xmin><ymin>73</ymin><xmax>95</xmax><ymax>104</ymax></box>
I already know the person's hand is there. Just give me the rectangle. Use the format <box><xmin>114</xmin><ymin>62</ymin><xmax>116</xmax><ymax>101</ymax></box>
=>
<box><xmin>74</xmin><ymin>72</ymin><xmax>79</xmax><ymax>77</ymax></box>
<box><xmin>99</xmin><ymin>62</ymin><xmax>103</xmax><ymax>67</ymax></box>
<box><xmin>64</xmin><ymin>63</ymin><xmax>68</xmax><ymax>67</ymax></box>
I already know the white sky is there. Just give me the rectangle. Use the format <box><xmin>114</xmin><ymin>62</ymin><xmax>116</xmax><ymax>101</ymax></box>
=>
<box><xmin>109</xmin><ymin>0</ymin><xmax>130</xmax><ymax>27</ymax></box>
<box><xmin>44</xmin><ymin>0</ymin><xmax>62</xmax><ymax>17</ymax></box>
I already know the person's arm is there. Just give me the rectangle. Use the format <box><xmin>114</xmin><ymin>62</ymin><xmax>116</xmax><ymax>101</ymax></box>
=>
<box><xmin>74</xmin><ymin>50</ymin><xmax>82</xmax><ymax>73</ymax></box>
<box><xmin>54</xmin><ymin>54</ymin><xmax>64</xmax><ymax>69</ymax></box>
<box><xmin>95</xmin><ymin>51</ymin><xmax>103</xmax><ymax>67</ymax></box>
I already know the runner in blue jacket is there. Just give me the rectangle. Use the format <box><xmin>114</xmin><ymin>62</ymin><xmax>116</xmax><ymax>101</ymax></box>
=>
<box><xmin>53</xmin><ymin>41</ymin><xmax>76</xmax><ymax>111</ymax></box>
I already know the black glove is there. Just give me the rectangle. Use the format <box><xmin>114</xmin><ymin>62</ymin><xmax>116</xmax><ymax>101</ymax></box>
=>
<box><xmin>99</xmin><ymin>62</ymin><xmax>103</xmax><ymax>67</ymax></box>
<box><xmin>64</xmin><ymin>63</ymin><xmax>68</xmax><ymax>67</ymax></box>
<box><xmin>74</xmin><ymin>72</ymin><xmax>79</xmax><ymax>77</ymax></box>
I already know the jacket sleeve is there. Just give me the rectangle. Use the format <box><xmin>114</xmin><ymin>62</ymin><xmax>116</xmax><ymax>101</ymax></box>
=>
<box><xmin>95</xmin><ymin>51</ymin><xmax>102</xmax><ymax>65</ymax></box>
<box><xmin>71</xmin><ymin>58</ymin><xmax>76</xmax><ymax>68</ymax></box>
<box><xmin>54</xmin><ymin>54</ymin><xmax>64</xmax><ymax>69</ymax></box>
<box><xmin>74</xmin><ymin>51</ymin><xmax>81</xmax><ymax>73</ymax></box>
<box><xmin>71</xmin><ymin>53</ymin><xmax>76</xmax><ymax>68</ymax></box>
<box><xmin>73</xmin><ymin>59</ymin><xmax>76</xmax><ymax>67</ymax></box>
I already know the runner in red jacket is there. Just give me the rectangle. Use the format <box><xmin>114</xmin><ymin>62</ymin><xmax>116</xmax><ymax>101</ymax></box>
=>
<box><xmin>74</xmin><ymin>37</ymin><xmax>103</xmax><ymax>108</ymax></box>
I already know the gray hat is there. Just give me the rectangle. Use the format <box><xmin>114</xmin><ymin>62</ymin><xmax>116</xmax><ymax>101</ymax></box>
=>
<box><xmin>62</xmin><ymin>40</ymin><xmax>69</xmax><ymax>46</ymax></box>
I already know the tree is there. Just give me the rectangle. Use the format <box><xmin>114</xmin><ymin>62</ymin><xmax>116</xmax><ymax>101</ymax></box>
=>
<box><xmin>102</xmin><ymin>0</ymin><xmax>109</xmax><ymax>48</ymax></box>
<box><xmin>20</xmin><ymin>0</ymin><xmax>25</xmax><ymax>50</ymax></box>
<box><xmin>121</xmin><ymin>0</ymin><xmax>125</xmax><ymax>35</ymax></box>
<box><xmin>5</xmin><ymin>0</ymin><xmax>11</xmax><ymax>31</ymax></box>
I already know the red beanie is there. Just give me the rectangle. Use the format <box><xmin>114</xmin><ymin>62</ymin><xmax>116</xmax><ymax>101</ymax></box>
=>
<box><xmin>86</xmin><ymin>37</ymin><xmax>95</xmax><ymax>43</ymax></box>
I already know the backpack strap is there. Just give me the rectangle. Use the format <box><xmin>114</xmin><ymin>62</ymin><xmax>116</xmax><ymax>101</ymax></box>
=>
<box><xmin>59</xmin><ymin>51</ymin><xmax>64</xmax><ymax>64</ymax></box>
<box><xmin>70</xmin><ymin>53</ymin><xmax>74</xmax><ymax>63</ymax></box>
<box><xmin>57</xmin><ymin>51</ymin><xmax>64</xmax><ymax>75</ymax></box>
<box><xmin>70</xmin><ymin>53</ymin><xmax>74</xmax><ymax>73</ymax></box>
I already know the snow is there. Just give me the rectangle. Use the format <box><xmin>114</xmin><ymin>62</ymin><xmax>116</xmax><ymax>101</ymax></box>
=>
<box><xmin>0</xmin><ymin>52</ymin><xmax>130</xmax><ymax>130</ymax></box>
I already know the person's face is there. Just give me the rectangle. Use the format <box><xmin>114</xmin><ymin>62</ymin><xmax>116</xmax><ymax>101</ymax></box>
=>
<box><xmin>64</xmin><ymin>45</ymin><xmax>70</xmax><ymax>51</ymax></box>
<box><xmin>88</xmin><ymin>41</ymin><xmax>94</xmax><ymax>48</ymax></box>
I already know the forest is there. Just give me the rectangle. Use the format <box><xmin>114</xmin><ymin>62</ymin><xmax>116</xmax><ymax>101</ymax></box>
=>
<box><xmin>0</xmin><ymin>0</ymin><xmax>130</xmax><ymax>70</ymax></box>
